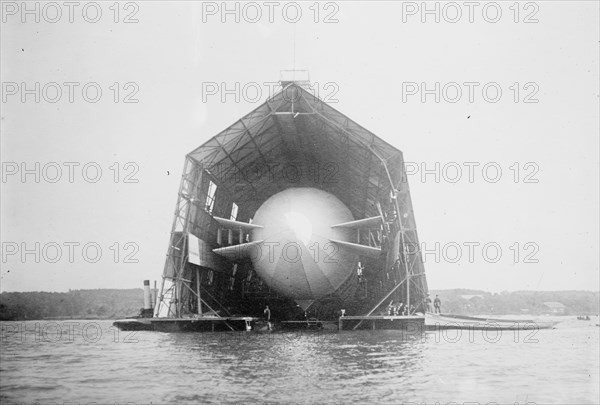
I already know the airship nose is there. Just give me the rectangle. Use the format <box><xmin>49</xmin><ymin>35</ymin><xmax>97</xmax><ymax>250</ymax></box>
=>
<box><xmin>282</xmin><ymin>211</ymin><xmax>312</xmax><ymax>245</ymax></box>
<box><xmin>250</xmin><ymin>187</ymin><xmax>357</xmax><ymax>304</ymax></box>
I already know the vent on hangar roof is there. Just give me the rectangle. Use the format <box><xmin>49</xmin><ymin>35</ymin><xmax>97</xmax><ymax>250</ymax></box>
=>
<box><xmin>279</xmin><ymin>69</ymin><xmax>311</xmax><ymax>89</ymax></box>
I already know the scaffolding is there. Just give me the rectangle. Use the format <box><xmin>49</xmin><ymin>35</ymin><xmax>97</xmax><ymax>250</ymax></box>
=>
<box><xmin>154</xmin><ymin>79</ymin><xmax>429</xmax><ymax>321</ymax></box>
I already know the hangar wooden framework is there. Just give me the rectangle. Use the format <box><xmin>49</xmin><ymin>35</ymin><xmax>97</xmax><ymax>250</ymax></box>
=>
<box><xmin>154</xmin><ymin>80</ymin><xmax>429</xmax><ymax>320</ymax></box>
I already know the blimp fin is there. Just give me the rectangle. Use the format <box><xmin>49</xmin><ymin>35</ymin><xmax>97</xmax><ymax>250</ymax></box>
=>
<box><xmin>213</xmin><ymin>216</ymin><xmax>264</xmax><ymax>230</ymax></box>
<box><xmin>330</xmin><ymin>215</ymin><xmax>383</xmax><ymax>229</ymax></box>
<box><xmin>329</xmin><ymin>239</ymin><xmax>382</xmax><ymax>259</ymax></box>
<box><xmin>212</xmin><ymin>240</ymin><xmax>264</xmax><ymax>261</ymax></box>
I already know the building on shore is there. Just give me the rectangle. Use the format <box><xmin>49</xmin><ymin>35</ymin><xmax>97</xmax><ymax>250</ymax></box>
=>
<box><xmin>542</xmin><ymin>301</ymin><xmax>566</xmax><ymax>315</ymax></box>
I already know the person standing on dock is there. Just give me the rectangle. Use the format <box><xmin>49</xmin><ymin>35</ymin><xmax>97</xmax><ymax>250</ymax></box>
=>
<box><xmin>395</xmin><ymin>302</ymin><xmax>404</xmax><ymax>316</ymax></box>
<box><xmin>264</xmin><ymin>305</ymin><xmax>272</xmax><ymax>331</ymax></box>
<box><xmin>424</xmin><ymin>295</ymin><xmax>433</xmax><ymax>313</ymax></box>
<box><xmin>357</xmin><ymin>262</ymin><xmax>364</xmax><ymax>283</ymax></box>
<box><xmin>387</xmin><ymin>301</ymin><xmax>394</xmax><ymax>316</ymax></box>
<box><xmin>433</xmin><ymin>295</ymin><xmax>441</xmax><ymax>314</ymax></box>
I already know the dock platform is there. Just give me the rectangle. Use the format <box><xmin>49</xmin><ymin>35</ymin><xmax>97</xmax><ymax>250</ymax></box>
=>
<box><xmin>114</xmin><ymin>313</ymin><xmax>557</xmax><ymax>333</ymax></box>
<box><xmin>114</xmin><ymin>316</ymin><xmax>261</xmax><ymax>332</ymax></box>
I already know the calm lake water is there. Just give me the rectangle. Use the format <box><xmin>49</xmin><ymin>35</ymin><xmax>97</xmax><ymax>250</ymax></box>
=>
<box><xmin>1</xmin><ymin>317</ymin><xmax>598</xmax><ymax>404</ymax></box>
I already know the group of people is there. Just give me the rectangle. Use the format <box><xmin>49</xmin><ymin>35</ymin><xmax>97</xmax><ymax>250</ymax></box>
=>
<box><xmin>423</xmin><ymin>294</ymin><xmax>442</xmax><ymax>314</ymax></box>
<box><xmin>264</xmin><ymin>295</ymin><xmax>442</xmax><ymax>327</ymax></box>
<box><xmin>385</xmin><ymin>294</ymin><xmax>442</xmax><ymax>316</ymax></box>
<box><xmin>387</xmin><ymin>301</ymin><xmax>413</xmax><ymax>316</ymax></box>
<box><xmin>357</xmin><ymin>262</ymin><xmax>365</xmax><ymax>283</ymax></box>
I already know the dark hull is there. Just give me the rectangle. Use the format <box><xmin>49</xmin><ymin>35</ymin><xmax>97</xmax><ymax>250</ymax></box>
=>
<box><xmin>424</xmin><ymin>314</ymin><xmax>559</xmax><ymax>330</ymax></box>
<box><xmin>112</xmin><ymin>318</ymin><xmax>153</xmax><ymax>331</ymax></box>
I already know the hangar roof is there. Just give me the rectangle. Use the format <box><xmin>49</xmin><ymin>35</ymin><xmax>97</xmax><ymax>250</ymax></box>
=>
<box><xmin>187</xmin><ymin>83</ymin><xmax>407</xmax><ymax>220</ymax></box>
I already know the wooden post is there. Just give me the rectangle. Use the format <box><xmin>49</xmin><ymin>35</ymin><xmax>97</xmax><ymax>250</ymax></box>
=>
<box><xmin>196</xmin><ymin>268</ymin><xmax>203</xmax><ymax>316</ymax></box>
<box><xmin>406</xmin><ymin>259</ymin><xmax>410</xmax><ymax>313</ymax></box>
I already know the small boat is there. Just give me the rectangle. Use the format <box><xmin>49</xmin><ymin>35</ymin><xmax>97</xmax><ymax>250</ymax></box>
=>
<box><xmin>425</xmin><ymin>313</ymin><xmax>558</xmax><ymax>330</ymax></box>
<box><xmin>112</xmin><ymin>318</ymin><xmax>153</xmax><ymax>331</ymax></box>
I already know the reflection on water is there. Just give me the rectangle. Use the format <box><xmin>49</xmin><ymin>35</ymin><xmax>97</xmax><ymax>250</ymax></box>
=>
<box><xmin>1</xmin><ymin>317</ymin><xmax>598</xmax><ymax>404</ymax></box>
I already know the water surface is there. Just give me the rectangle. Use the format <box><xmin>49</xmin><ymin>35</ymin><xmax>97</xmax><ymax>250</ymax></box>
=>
<box><xmin>1</xmin><ymin>317</ymin><xmax>598</xmax><ymax>404</ymax></box>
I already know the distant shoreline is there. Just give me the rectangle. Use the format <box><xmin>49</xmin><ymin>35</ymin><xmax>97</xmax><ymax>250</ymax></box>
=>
<box><xmin>1</xmin><ymin>288</ymin><xmax>598</xmax><ymax>321</ymax></box>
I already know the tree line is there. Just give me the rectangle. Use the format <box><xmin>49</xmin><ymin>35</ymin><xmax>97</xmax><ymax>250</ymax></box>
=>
<box><xmin>429</xmin><ymin>289</ymin><xmax>599</xmax><ymax>316</ymax></box>
<box><xmin>0</xmin><ymin>288</ymin><xmax>598</xmax><ymax>321</ymax></box>
<box><xmin>0</xmin><ymin>289</ymin><xmax>146</xmax><ymax>321</ymax></box>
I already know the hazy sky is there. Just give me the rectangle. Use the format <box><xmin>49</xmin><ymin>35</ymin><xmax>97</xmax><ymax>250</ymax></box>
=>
<box><xmin>1</xmin><ymin>1</ymin><xmax>598</xmax><ymax>292</ymax></box>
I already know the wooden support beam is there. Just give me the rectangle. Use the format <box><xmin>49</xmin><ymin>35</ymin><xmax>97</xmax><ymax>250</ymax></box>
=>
<box><xmin>196</xmin><ymin>268</ymin><xmax>202</xmax><ymax>316</ymax></box>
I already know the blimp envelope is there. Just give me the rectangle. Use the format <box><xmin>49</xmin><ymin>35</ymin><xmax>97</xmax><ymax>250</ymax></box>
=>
<box><xmin>250</xmin><ymin>187</ymin><xmax>358</xmax><ymax>305</ymax></box>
